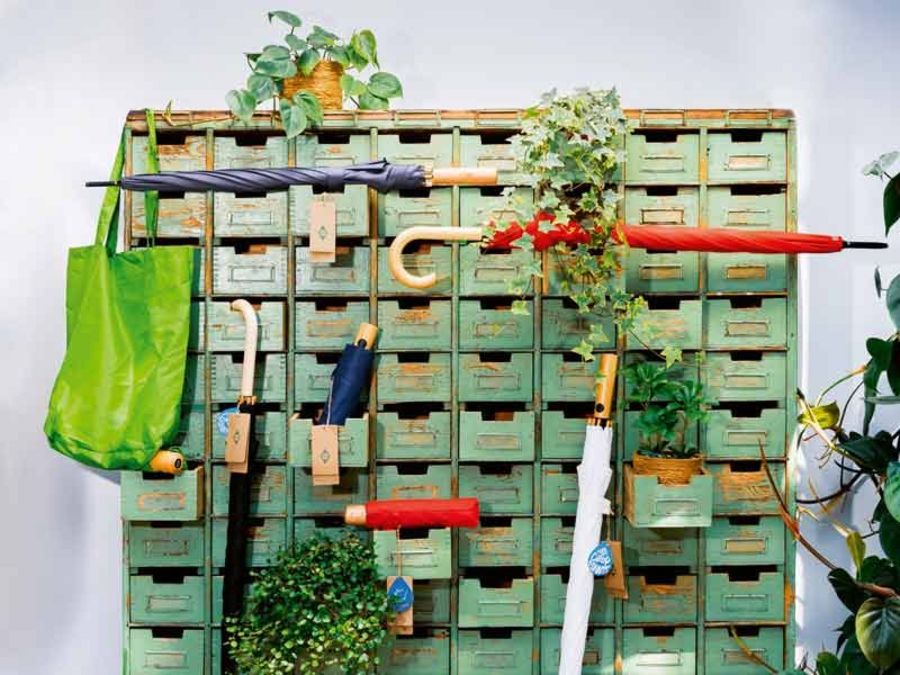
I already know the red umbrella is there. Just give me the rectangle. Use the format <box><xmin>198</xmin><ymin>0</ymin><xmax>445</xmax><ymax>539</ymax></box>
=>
<box><xmin>344</xmin><ymin>498</ymin><xmax>480</xmax><ymax>530</ymax></box>
<box><xmin>486</xmin><ymin>215</ymin><xmax>886</xmax><ymax>254</ymax></box>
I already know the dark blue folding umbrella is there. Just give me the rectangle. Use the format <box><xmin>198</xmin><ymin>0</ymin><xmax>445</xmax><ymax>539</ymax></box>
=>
<box><xmin>317</xmin><ymin>324</ymin><xmax>377</xmax><ymax>426</ymax></box>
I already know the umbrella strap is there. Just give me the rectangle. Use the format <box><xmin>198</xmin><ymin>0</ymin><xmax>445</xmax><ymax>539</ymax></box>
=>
<box><xmin>395</xmin><ymin>528</ymin><xmax>402</xmax><ymax>577</ymax></box>
<box><xmin>324</xmin><ymin>376</ymin><xmax>336</xmax><ymax>425</ymax></box>
<box><xmin>143</xmin><ymin>108</ymin><xmax>160</xmax><ymax>246</ymax></box>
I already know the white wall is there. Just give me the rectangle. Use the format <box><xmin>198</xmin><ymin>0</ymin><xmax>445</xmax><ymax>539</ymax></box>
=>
<box><xmin>1</xmin><ymin>0</ymin><xmax>898</xmax><ymax>672</ymax></box>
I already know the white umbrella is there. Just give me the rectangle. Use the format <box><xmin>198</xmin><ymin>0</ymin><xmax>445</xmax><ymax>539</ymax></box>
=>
<box><xmin>558</xmin><ymin>354</ymin><xmax>617</xmax><ymax>675</ymax></box>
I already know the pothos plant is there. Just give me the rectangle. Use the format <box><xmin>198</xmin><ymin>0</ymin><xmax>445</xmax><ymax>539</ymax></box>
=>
<box><xmin>624</xmin><ymin>361</ymin><xmax>711</xmax><ymax>458</ymax></box>
<box><xmin>485</xmin><ymin>88</ymin><xmax>653</xmax><ymax>363</ymax></box>
<box><xmin>227</xmin><ymin>10</ymin><xmax>403</xmax><ymax>138</ymax></box>
<box><xmin>226</xmin><ymin>533</ymin><xmax>392</xmax><ymax>674</ymax></box>
<box><xmin>763</xmin><ymin>153</ymin><xmax>900</xmax><ymax>675</ymax></box>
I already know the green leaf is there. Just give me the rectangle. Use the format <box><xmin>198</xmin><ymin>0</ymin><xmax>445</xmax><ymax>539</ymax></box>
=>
<box><xmin>367</xmin><ymin>72</ymin><xmax>402</xmax><ymax>100</ymax></box>
<box><xmin>815</xmin><ymin>652</ymin><xmax>842</xmax><ymax>675</ymax></box>
<box><xmin>882</xmin><ymin>508</ymin><xmax>900</xmax><ymax>566</ymax></box>
<box><xmin>847</xmin><ymin>531</ymin><xmax>867</xmax><ymax>575</ymax></box>
<box><xmin>350</xmin><ymin>29</ymin><xmax>378</xmax><ymax>67</ymax></box>
<box><xmin>886</xmin><ymin>463</ymin><xmax>900</xmax><ymax>522</ymax></box>
<box><xmin>887</xmin><ymin>274</ymin><xmax>900</xmax><ymax>330</ymax></box>
<box><xmin>864</xmin><ymin>151</ymin><xmax>900</xmax><ymax>177</ymax></box>
<box><xmin>510</xmin><ymin>299</ymin><xmax>530</xmax><ymax>316</ymax></box>
<box><xmin>840</xmin><ymin>633</ymin><xmax>881</xmax><ymax>675</ymax></box>
<box><xmin>292</xmin><ymin>91</ymin><xmax>324</xmax><ymax>126</ymax></box>
<box><xmin>329</xmin><ymin>45</ymin><xmax>351</xmax><ymax>68</ymax></box>
<box><xmin>859</xmin><ymin>555</ymin><xmax>900</xmax><ymax>589</ymax></box>
<box><xmin>307</xmin><ymin>25</ymin><xmax>338</xmax><ymax>49</ymax></box>
<box><xmin>662</xmin><ymin>345</ymin><xmax>682</xmax><ymax>369</ymax></box>
<box><xmin>839</xmin><ymin>431</ymin><xmax>898</xmax><ymax>473</ymax></box>
<box><xmin>226</xmin><ymin>89</ymin><xmax>257</xmax><ymax>122</ymax></box>
<box><xmin>358</xmin><ymin>91</ymin><xmax>389</xmax><ymax>110</ymax></box>
<box><xmin>876</xmin><ymin>267</ymin><xmax>884</xmax><ymax>297</ymax></box>
<box><xmin>885</xmin><ymin>173</ymin><xmax>900</xmax><ymax>236</ymax></box>
<box><xmin>798</xmin><ymin>400</ymin><xmax>840</xmax><ymax>429</ymax></box>
<box><xmin>297</xmin><ymin>48</ymin><xmax>320</xmax><ymax>77</ymax></box>
<box><xmin>255</xmin><ymin>45</ymin><xmax>296</xmax><ymax>78</ymax></box>
<box><xmin>340</xmin><ymin>74</ymin><xmax>368</xmax><ymax>97</ymax></box>
<box><xmin>856</xmin><ymin>596</ymin><xmax>900</xmax><ymax>669</ymax></box>
<box><xmin>571</xmin><ymin>340</ymin><xmax>596</xmax><ymax>362</ymax></box>
<box><xmin>345</xmin><ymin>43</ymin><xmax>370</xmax><ymax>71</ymax></box>
<box><xmin>828</xmin><ymin>567</ymin><xmax>868</xmax><ymax>613</ymax></box>
<box><xmin>279</xmin><ymin>100</ymin><xmax>308</xmax><ymax>139</ymax></box>
<box><xmin>285</xmin><ymin>33</ymin><xmax>306</xmax><ymax>53</ymax></box>
<box><xmin>267</xmin><ymin>10</ymin><xmax>301</xmax><ymax>27</ymax></box>
<box><xmin>246</xmin><ymin>74</ymin><xmax>278</xmax><ymax>101</ymax></box>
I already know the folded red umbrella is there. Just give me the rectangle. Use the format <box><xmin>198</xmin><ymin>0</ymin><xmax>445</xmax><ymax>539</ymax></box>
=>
<box><xmin>344</xmin><ymin>498</ymin><xmax>480</xmax><ymax>530</ymax></box>
<box><xmin>486</xmin><ymin>217</ymin><xmax>886</xmax><ymax>254</ymax></box>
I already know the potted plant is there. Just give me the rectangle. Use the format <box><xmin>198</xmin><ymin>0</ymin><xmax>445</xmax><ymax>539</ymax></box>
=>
<box><xmin>484</xmin><ymin>88</ymin><xmax>648</xmax><ymax>360</ymax></box>
<box><xmin>227</xmin><ymin>10</ymin><xmax>403</xmax><ymax>137</ymax></box>
<box><xmin>624</xmin><ymin>361</ymin><xmax>712</xmax><ymax>485</ymax></box>
<box><xmin>226</xmin><ymin>532</ymin><xmax>393</xmax><ymax>674</ymax></box>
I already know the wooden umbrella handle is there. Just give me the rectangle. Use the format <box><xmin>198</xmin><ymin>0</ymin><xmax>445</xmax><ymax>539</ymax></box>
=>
<box><xmin>594</xmin><ymin>354</ymin><xmax>618</xmax><ymax>423</ymax></box>
<box><xmin>388</xmin><ymin>226</ymin><xmax>483</xmax><ymax>289</ymax></box>
<box><xmin>231</xmin><ymin>299</ymin><xmax>258</xmax><ymax>401</ymax></box>
<box><xmin>427</xmin><ymin>167</ymin><xmax>498</xmax><ymax>186</ymax></box>
<box><xmin>148</xmin><ymin>449</ymin><xmax>184</xmax><ymax>474</ymax></box>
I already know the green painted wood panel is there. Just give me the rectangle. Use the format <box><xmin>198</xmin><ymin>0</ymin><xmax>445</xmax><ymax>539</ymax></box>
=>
<box><xmin>540</xmin><ymin>574</ymin><xmax>615</xmax><ymax>625</ymax></box>
<box><xmin>128</xmin><ymin>628</ymin><xmax>205</xmax><ymax>674</ymax></box>
<box><xmin>458</xmin><ymin>299</ymin><xmax>534</xmax><ymax>350</ymax></box>
<box><xmin>374</xmin><ymin>528</ymin><xmax>452</xmax><ymax>579</ymax></box>
<box><xmin>459</xmin><ymin>410</ymin><xmax>535</xmax><ymax>462</ymax></box>
<box><xmin>458</xmin><ymin>464</ymin><xmax>533</xmax><ymax>515</ymax></box>
<box><xmin>379</xmin><ymin>188</ymin><xmax>452</xmax><ymax>237</ymax></box>
<box><xmin>288</xmin><ymin>416</ymin><xmax>368</xmax><ymax>467</ymax></box>
<box><xmin>459</xmin><ymin>518</ymin><xmax>533</xmax><ymax>568</ymax></box>
<box><xmin>375</xmin><ymin>410</ymin><xmax>452</xmax><ymax>461</ymax></box>
<box><xmin>295</xmin><ymin>300</ymin><xmax>370</xmax><ymax>350</ymax></box>
<box><xmin>705</xmin><ymin>627</ymin><xmax>785</xmax><ymax>674</ymax></box>
<box><xmin>378</xmin><ymin>299</ymin><xmax>453</xmax><ymax>350</ymax></box>
<box><xmin>129</xmin><ymin>575</ymin><xmax>207</xmax><ymax>625</ymax></box>
<box><xmin>127</xmin><ymin>523</ymin><xmax>205</xmax><ymax>568</ymax></box>
<box><xmin>541</xmin><ymin>627</ymin><xmax>615</xmax><ymax>675</ymax></box>
<box><xmin>212</xmin><ymin>411</ymin><xmax>287</xmax><ymax>461</ymax></box>
<box><xmin>621</xmin><ymin>627</ymin><xmax>697</xmax><ymax>675</ymax></box>
<box><xmin>121</xmin><ymin>468</ymin><xmax>204</xmax><ymax>522</ymax></box>
<box><xmin>457</xmin><ymin>629</ymin><xmax>534</xmax><ymax>674</ymax></box>
<box><xmin>458</xmin><ymin>577</ymin><xmax>534</xmax><ymax>627</ymax></box>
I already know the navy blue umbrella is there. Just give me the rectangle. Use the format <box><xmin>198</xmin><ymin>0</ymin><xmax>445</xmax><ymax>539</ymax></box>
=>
<box><xmin>317</xmin><ymin>324</ymin><xmax>377</xmax><ymax>426</ymax></box>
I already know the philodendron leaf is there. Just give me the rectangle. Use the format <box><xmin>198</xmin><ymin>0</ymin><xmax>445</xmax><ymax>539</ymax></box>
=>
<box><xmin>367</xmin><ymin>72</ymin><xmax>402</xmax><ymax>100</ymax></box>
<box><xmin>255</xmin><ymin>45</ymin><xmax>296</xmax><ymax>78</ymax></box>
<box><xmin>887</xmin><ymin>274</ymin><xmax>900</xmax><ymax>331</ymax></box>
<box><xmin>886</xmin><ymin>462</ymin><xmax>900</xmax><ymax>523</ymax></box>
<box><xmin>292</xmin><ymin>91</ymin><xmax>323</xmax><ymax>126</ymax></box>
<box><xmin>279</xmin><ymin>100</ymin><xmax>308</xmax><ymax>139</ymax></box>
<box><xmin>828</xmin><ymin>567</ymin><xmax>868</xmax><ymax>613</ymax></box>
<box><xmin>797</xmin><ymin>400</ymin><xmax>840</xmax><ymax>429</ymax></box>
<box><xmin>847</xmin><ymin>531</ymin><xmax>866</xmax><ymax>575</ymax></box>
<box><xmin>267</xmin><ymin>10</ymin><xmax>301</xmax><ymax>27</ymax></box>
<box><xmin>840</xmin><ymin>634</ymin><xmax>880</xmax><ymax>675</ymax></box>
<box><xmin>285</xmin><ymin>34</ymin><xmax>306</xmax><ymax>53</ymax></box>
<box><xmin>340</xmin><ymin>74</ymin><xmax>368</xmax><ymax>97</ymax></box>
<box><xmin>855</xmin><ymin>596</ymin><xmax>900</xmax><ymax>669</ymax></box>
<box><xmin>864</xmin><ymin>151</ymin><xmax>900</xmax><ymax>177</ymax></box>
<box><xmin>226</xmin><ymin>89</ymin><xmax>257</xmax><ymax>122</ymax></box>
<box><xmin>885</xmin><ymin>173</ymin><xmax>900</xmax><ymax>235</ymax></box>
<box><xmin>329</xmin><ymin>45</ymin><xmax>351</xmax><ymax>68</ymax></box>
<box><xmin>839</xmin><ymin>430</ymin><xmax>898</xmax><ymax>474</ymax></box>
<box><xmin>350</xmin><ymin>29</ymin><xmax>378</xmax><ymax>67</ymax></box>
<box><xmin>358</xmin><ymin>91</ymin><xmax>389</xmax><ymax>110</ymax></box>
<box><xmin>247</xmin><ymin>74</ymin><xmax>277</xmax><ymax>101</ymax></box>
<box><xmin>297</xmin><ymin>49</ymin><xmax>320</xmax><ymax>77</ymax></box>
<box><xmin>815</xmin><ymin>652</ymin><xmax>842</xmax><ymax>675</ymax></box>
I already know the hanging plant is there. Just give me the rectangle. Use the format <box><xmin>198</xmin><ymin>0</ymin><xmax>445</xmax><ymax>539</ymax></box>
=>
<box><xmin>227</xmin><ymin>10</ymin><xmax>404</xmax><ymax>138</ymax></box>
<box><xmin>484</xmin><ymin>87</ymin><xmax>647</xmax><ymax>361</ymax></box>
<box><xmin>226</xmin><ymin>532</ymin><xmax>392</xmax><ymax>674</ymax></box>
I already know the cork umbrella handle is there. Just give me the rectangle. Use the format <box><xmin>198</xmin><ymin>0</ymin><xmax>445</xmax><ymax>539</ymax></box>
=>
<box><xmin>231</xmin><ymin>299</ymin><xmax>259</xmax><ymax>401</ymax></box>
<box><xmin>594</xmin><ymin>354</ymin><xmax>618</xmax><ymax>423</ymax></box>
<box><xmin>388</xmin><ymin>226</ymin><xmax>483</xmax><ymax>289</ymax></box>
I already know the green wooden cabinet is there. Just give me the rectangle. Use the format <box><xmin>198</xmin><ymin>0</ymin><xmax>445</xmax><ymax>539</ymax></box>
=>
<box><xmin>542</xmin><ymin>299</ymin><xmax>615</xmax><ymax>351</ymax></box>
<box><xmin>706</xmin><ymin>516</ymin><xmax>786</xmax><ymax>566</ymax></box>
<box><xmin>292</xmin><ymin>185</ymin><xmax>369</xmax><ymax>238</ymax></box>
<box><xmin>622</xmin><ymin>627</ymin><xmax>697</xmax><ymax>675</ymax></box>
<box><xmin>121</xmin><ymin>468</ymin><xmax>204</xmax><ymax>522</ymax></box>
<box><xmin>374</xmin><ymin>528</ymin><xmax>452</xmax><ymax>579</ymax></box>
<box><xmin>624</xmin><ymin>574</ymin><xmax>698</xmax><ymax>623</ymax></box>
<box><xmin>458</xmin><ymin>464</ymin><xmax>533</xmax><ymax>514</ymax></box>
<box><xmin>378</xmin><ymin>299</ymin><xmax>452</xmax><ymax>350</ymax></box>
<box><xmin>459</xmin><ymin>187</ymin><xmax>534</xmax><ymax>228</ymax></box>
<box><xmin>375</xmin><ymin>410</ymin><xmax>452</xmax><ymax>461</ymax></box>
<box><xmin>459</xmin><ymin>353</ymin><xmax>533</xmax><ymax>402</ymax></box>
<box><xmin>540</xmin><ymin>574</ymin><xmax>615</xmax><ymax>625</ymax></box>
<box><xmin>458</xmin><ymin>630</ymin><xmax>534</xmax><ymax>675</ymax></box>
<box><xmin>378</xmin><ymin>132</ymin><xmax>453</xmax><ymax>169</ymax></box>
<box><xmin>626</xmin><ymin>299</ymin><xmax>702</xmax><ymax>350</ymax></box>
<box><xmin>705</xmin><ymin>568</ymin><xmax>785</xmax><ymax>622</ymax></box>
<box><xmin>378</xmin><ymin>629</ymin><xmax>450</xmax><ymax>675</ymax></box>
<box><xmin>542</xmin><ymin>354</ymin><xmax>605</xmax><ymax>403</ymax></box>
<box><xmin>459</xmin><ymin>133</ymin><xmax>532</xmax><ymax>185</ymax></box>
<box><xmin>459</xmin><ymin>246</ymin><xmax>535</xmax><ymax>296</ymax></box>
<box><xmin>293</xmin><ymin>468</ymin><xmax>368</xmax><ymax>514</ymax></box>
<box><xmin>623</xmin><ymin>522</ymin><xmax>699</xmax><ymax>569</ymax></box>
<box><xmin>541</xmin><ymin>409</ymin><xmax>589</xmax><ymax>460</ymax></box>
<box><xmin>211</xmin><ymin>517</ymin><xmax>287</xmax><ymax>567</ymax></box>
<box><xmin>212</xmin><ymin>410</ymin><xmax>286</xmax><ymax>461</ymax></box>
<box><xmin>459</xmin><ymin>518</ymin><xmax>533</xmax><ymax>567</ymax></box>
<box><xmin>296</xmin><ymin>245</ymin><xmax>370</xmax><ymax>295</ymax></box>
<box><xmin>705</xmin><ymin>627</ymin><xmax>785</xmax><ymax>674</ymax></box>
<box><xmin>540</xmin><ymin>517</ymin><xmax>576</xmax><ymax>567</ymax></box>
<box><xmin>295</xmin><ymin>300</ymin><xmax>370</xmax><ymax>351</ymax></box>
<box><xmin>127</xmin><ymin>522</ymin><xmax>205</xmax><ymax>568</ymax></box>
<box><xmin>541</xmin><ymin>627</ymin><xmax>615</xmax><ymax>675</ymax></box>
<box><xmin>129</xmin><ymin>575</ymin><xmax>207</xmax><ymax>625</ymax></box>
<box><xmin>626</xmin><ymin>132</ymin><xmax>700</xmax><ymax>184</ymax></box>
<box><xmin>128</xmin><ymin>628</ymin><xmax>205</xmax><ymax>674</ymax></box>
<box><xmin>288</xmin><ymin>416</ymin><xmax>368</xmax><ymax>467</ymax></box>
<box><xmin>707</xmin><ymin>131</ymin><xmax>787</xmax><ymax>183</ymax></box>
<box><xmin>198</xmin><ymin>301</ymin><xmax>285</xmax><ymax>352</ymax></box>
<box><xmin>624</xmin><ymin>465</ymin><xmax>713</xmax><ymax>528</ymax></box>
<box><xmin>377</xmin><ymin>353</ymin><xmax>452</xmax><ymax>404</ymax></box>
<box><xmin>376</xmin><ymin>464</ymin><xmax>452</xmax><ymax>500</ymax></box>
<box><xmin>459</xmin><ymin>300</ymin><xmax>534</xmax><ymax>350</ymax></box>
<box><xmin>703</xmin><ymin>407</ymin><xmax>786</xmax><ymax>460</ymax></box>
<box><xmin>378</xmin><ymin>244</ymin><xmax>452</xmax><ymax>295</ymax></box>
<box><xmin>705</xmin><ymin>298</ymin><xmax>788</xmax><ymax>349</ymax></box>
<box><xmin>210</xmin><ymin>353</ymin><xmax>286</xmax><ymax>403</ymax></box>
<box><xmin>211</xmin><ymin>464</ymin><xmax>287</xmax><ymax>517</ymax></box>
<box><xmin>705</xmin><ymin>352</ymin><xmax>787</xmax><ymax>402</ymax></box>
<box><xmin>171</xmin><ymin>408</ymin><xmax>205</xmax><ymax>461</ymax></box>
<box><xmin>379</xmin><ymin>188</ymin><xmax>452</xmax><ymax>237</ymax></box>
<box><xmin>212</xmin><ymin>245</ymin><xmax>288</xmax><ymax>295</ymax></box>
<box><xmin>459</xmin><ymin>410</ymin><xmax>535</xmax><ymax>462</ymax></box>
<box><xmin>710</xmin><ymin>461</ymin><xmax>785</xmax><ymax>515</ymax></box>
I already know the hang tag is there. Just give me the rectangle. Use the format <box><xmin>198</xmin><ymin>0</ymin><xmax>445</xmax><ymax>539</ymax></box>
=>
<box><xmin>309</xmin><ymin>196</ymin><xmax>337</xmax><ymax>263</ymax></box>
<box><xmin>216</xmin><ymin>407</ymin><xmax>239</xmax><ymax>437</ymax></box>
<box><xmin>311</xmin><ymin>424</ymin><xmax>340</xmax><ymax>486</ymax></box>
<box><xmin>225</xmin><ymin>412</ymin><xmax>251</xmax><ymax>474</ymax></box>
<box><xmin>387</xmin><ymin>576</ymin><xmax>414</xmax><ymax>635</ymax></box>
<box><xmin>588</xmin><ymin>541</ymin><xmax>614</xmax><ymax>577</ymax></box>
<box><xmin>602</xmin><ymin>540</ymin><xmax>628</xmax><ymax>599</ymax></box>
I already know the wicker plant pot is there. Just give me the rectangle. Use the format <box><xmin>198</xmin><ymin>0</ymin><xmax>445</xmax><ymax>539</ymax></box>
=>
<box><xmin>632</xmin><ymin>452</ymin><xmax>702</xmax><ymax>486</ymax></box>
<box><xmin>282</xmin><ymin>61</ymin><xmax>344</xmax><ymax>109</ymax></box>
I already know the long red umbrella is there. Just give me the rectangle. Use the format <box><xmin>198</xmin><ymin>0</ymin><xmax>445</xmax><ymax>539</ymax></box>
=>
<box><xmin>486</xmin><ymin>215</ymin><xmax>886</xmax><ymax>254</ymax></box>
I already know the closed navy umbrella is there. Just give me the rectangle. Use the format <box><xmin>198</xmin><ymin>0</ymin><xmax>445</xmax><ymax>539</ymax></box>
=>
<box><xmin>87</xmin><ymin>160</ymin><xmax>497</xmax><ymax>192</ymax></box>
<box><xmin>317</xmin><ymin>324</ymin><xmax>377</xmax><ymax>426</ymax></box>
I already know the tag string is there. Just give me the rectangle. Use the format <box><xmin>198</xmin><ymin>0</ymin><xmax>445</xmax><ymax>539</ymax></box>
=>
<box><xmin>395</xmin><ymin>527</ymin><xmax>402</xmax><ymax>578</ymax></box>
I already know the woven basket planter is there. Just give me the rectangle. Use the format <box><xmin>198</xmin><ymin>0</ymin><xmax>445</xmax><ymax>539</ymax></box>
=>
<box><xmin>282</xmin><ymin>61</ymin><xmax>344</xmax><ymax>109</ymax></box>
<box><xmin>632</xmin><ymin>452</ymin><xmax>702</xmax><ymax>486</ymax></box>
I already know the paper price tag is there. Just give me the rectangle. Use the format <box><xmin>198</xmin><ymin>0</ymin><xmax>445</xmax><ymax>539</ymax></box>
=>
<box><xmin>309</xmin><ymin>197</ymin><xmax>336</xmax><ymax>263</ymax></box>
<box><xmin>311</xmin><ymin>424</ymin><xmax>340</xmax><ymax>486</ymax></box>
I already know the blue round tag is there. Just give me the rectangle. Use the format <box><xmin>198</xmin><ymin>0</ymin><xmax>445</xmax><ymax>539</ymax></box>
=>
<box><xmin>215</xmin><ymin>407</ymin><xmax>239</xmax><ymax>437</ymax></box>
<box><xmin>387</xmin><ymin>576</ymin><xmax>414</xmax><ymax>613</ymax></box>
<box><xmin>587</xmin><ymin>541</ymin><xmax>614</xmax><ymax>577</ymax></box>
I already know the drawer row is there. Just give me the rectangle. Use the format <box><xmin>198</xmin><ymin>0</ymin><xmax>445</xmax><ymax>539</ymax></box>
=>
<box><xmin>181</xmin><ymin>351</ymin><xmax>789</xmax><ymax>406</ymax></box>
<box><xmin>126</xmin><ymin>564</ymin><xmax>786</xmax><ymax>629</ymax></box>
<box><xmin>192</xmin><ymin>296</ymin><xmax>790</xmax><ymax>352</ymax></box>
<box><xmin>178</xmin><ymin>245</ymin><xmax>791</xmax><ymax>296</ymax></box>
<box><xmin>127</xmin><ymin>624</ymin><xmax>785</xmax><ymax>675</ymax></box>
<box><xmin>168</xmin><ymin>402</ymin><xmax>787</xmax><ymax>464</ymax></box>
<box><xmin>132</xmin><ymin>182</ymin><xmax>788</xmax><ymax>242</ymax></box>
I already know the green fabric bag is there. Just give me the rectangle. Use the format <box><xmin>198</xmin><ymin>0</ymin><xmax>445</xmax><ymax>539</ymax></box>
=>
<box><xmin>44</xmin><ymin>111</ymin><xmax>195</xmax><ymax>470</ymax></box>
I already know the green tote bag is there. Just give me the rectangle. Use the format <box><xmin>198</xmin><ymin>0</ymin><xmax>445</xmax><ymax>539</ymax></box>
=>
<box><xmin>44</xmin><ymin>113</ymin><xmax>195</xmax><ymax>470</ymax></box>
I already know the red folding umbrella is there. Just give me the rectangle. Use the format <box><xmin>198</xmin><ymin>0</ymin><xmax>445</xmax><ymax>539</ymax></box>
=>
<box><xmin>486</xmin><ymin>215</ymin><xmax>886</xmax><ymax>254</ymax></box>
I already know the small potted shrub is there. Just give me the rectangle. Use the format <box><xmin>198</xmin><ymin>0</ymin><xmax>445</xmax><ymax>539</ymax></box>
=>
<box><xmin>226</xmin><ymin>532</ymin><xmax>393</xmax><ymax>674</ymax></box>
<box><xmin>625</xmin><ymin>361</ymin><xmax>712</xmax><ymax>485</ymax></box>
<box><xmin>227</xmin><ymin>10</ymin><xmax>403</xmax><ymax>137</ymax></box>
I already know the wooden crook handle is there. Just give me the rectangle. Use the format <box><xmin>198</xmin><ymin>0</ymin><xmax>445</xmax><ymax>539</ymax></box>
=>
<box><xmin>387</xmin><ymin>226</ymin><xmax>483</xmax><ymax>289</ymax></box>
<box><xmin>148</xmin><ymin>449</ymin><xmax>185</xmax><ymax>474</ymax></box>
<box><xmin>594</xmin><ymin>354</ymin><xmax>619</xmax><ymax>422</ymax></box>
<box><xmin>230</xmin><ymin>299</ymin><xmax>258</xmax><ymax>400</ymax></box>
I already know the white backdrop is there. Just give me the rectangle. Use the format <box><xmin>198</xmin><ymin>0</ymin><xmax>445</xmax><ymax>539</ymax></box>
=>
<box><xmin>1</xmin><ymin>0</ymin><xmax>899</xmax><ymax>672</ymax></box>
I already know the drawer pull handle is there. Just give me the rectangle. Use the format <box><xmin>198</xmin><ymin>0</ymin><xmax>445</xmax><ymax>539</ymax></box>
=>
<box><xmin>228</xmin><ymin>210</ymin><xmax>274</xmax><ymax>227</ymax></box>
<box><xmin>391</xmin><ymin>430</ymin><xmax>438</xmax><ymax>447</ymax></box>
<box><xmin>652</xmin><ymin>498</ymin><xmax>701</xmax><ymax>517</ymax></box>
<box><xmin>144</xmin><ymin>650</ymin><xmax>189</xmax><ymax>669</ymax></box>
<box><xmin>146</xmin><ymin>594</ymin><xmax>192</xmax><ymax>613</ymax></box>
<box><xmin>725</xmin><ymin>207</ymin><xmax>771</xmax><ymax>227</ymax></box>
<box><xmin>723</xmin><ymin>373</ymin><xmax>769</xmax><ymax>390</ymax></box>
<box><xmin>726</xmin><ymin>153</ymin><xmax>771</xmax><ymax>171</ymax></box>
<box><xmin>723</xmin><ymin>537</ymin><xmax>767</xmax><ymax>554</ymax></box>
<box><xmin>724</xmin><ymin>319</ymin><xmax>771</xmax><ymax>337</ymax></box>
<box><xmin>723</xmin><ymin>592</ymin><xmax>770</xmax><ymax>610</ymax></box>
<box><xmin>636</xmin><ymin>650</ymin><xmax>682</xmax><ymax>666</ymax></box>
<box><xmin>722</xmin><ymin>648</ymin><xmax>767</xmax><ymax>664</ymax></box>
<box><xmin>639</xmin><ymin>263</ymin><xmax>684</xmax><ymax>280</ymax></box>
<box><xmin>641</xmin><ymin>153</ymin><xmax>686</xmax><ymax>173</ymax></box>
<box><xmin>307</xmin><ymin>318</ymin><xmax>353</xmax><ymax>338</ymax></box>
<box><xmin>640</xmin><ymin>207</ymin><xmax>685</xmax><ymax>225</ymax></box>
<box><xmin>474</xmin><ymin>432</ymin><xmax>522</xmax><ymax>450</ymax></box>
<box><xmin>724</xmin><ymin>263</ymin><xmax>768</xmax><ymax>280</ymax></box>
<box><xmin>724</xmin><ymin>429</ymin><xmax>769</xmax><ymax>445</ymax></box>
<box><xmin>229</xmin><ymin>264</ymin><xmax>276</xmax><ymax>283</ymax></box>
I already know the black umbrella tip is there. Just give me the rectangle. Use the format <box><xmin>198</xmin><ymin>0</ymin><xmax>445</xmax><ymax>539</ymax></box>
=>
<box><xmin>86</xmin><ymin>180</ymin><xmax>119</xmax><ymax>188</ymax></box>
<box><xmin>844</xmin><ymin>240</ymin><xmax>888</xmax><ymax>250</ymax></box>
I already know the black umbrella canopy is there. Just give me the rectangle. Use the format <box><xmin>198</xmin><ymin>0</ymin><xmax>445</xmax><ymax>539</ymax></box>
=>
<box><xmin>109</xmin><ymin>160</ymin><xmax>426</xmax><ymax>193</ymax></box>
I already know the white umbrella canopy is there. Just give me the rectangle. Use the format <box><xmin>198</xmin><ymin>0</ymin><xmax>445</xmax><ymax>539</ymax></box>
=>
<box><xmin>558</xmin><ymin>355</ymin><xmax>618</xmax><ymax>675</ymax></box>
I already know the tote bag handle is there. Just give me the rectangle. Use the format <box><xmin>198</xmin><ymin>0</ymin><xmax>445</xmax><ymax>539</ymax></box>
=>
<box><xmin>94</xmin><ymin>109</ymin><xmax>160</xmax><ymax>254</ymax></box>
